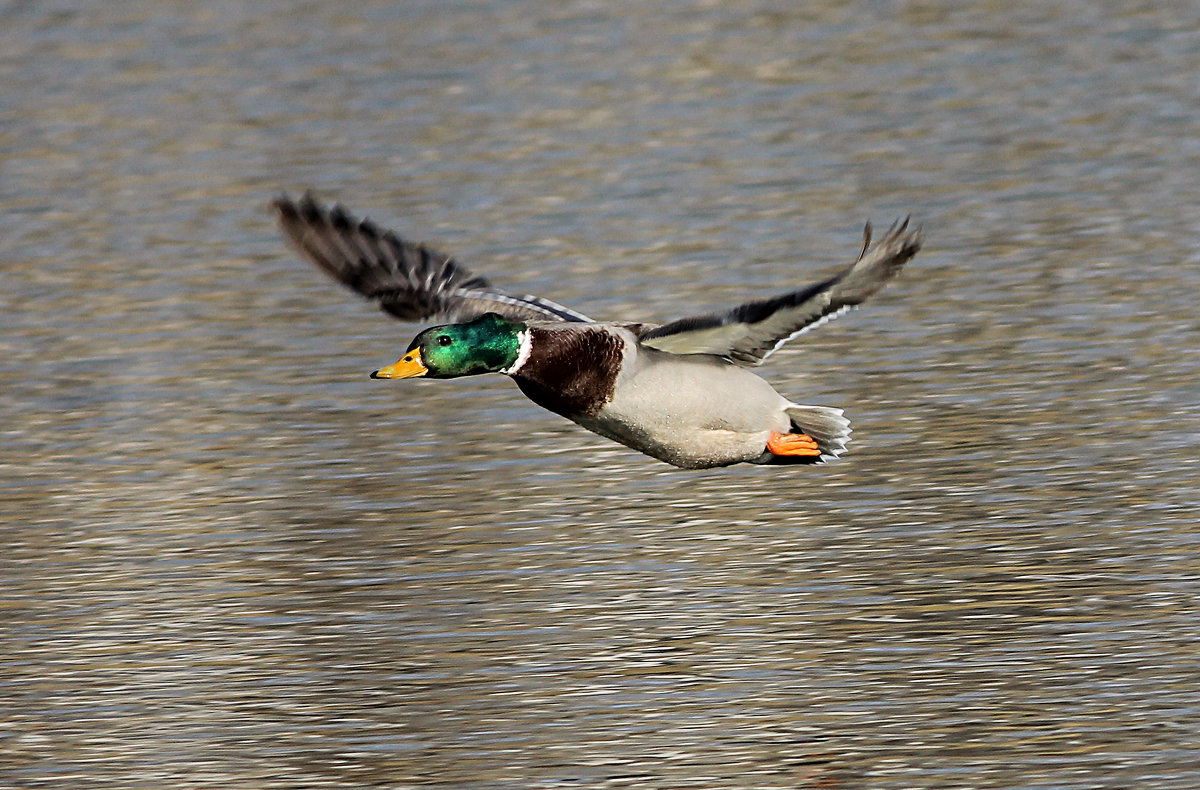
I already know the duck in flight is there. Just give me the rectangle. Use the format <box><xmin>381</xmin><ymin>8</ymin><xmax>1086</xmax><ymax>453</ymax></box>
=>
<box><xmin>274</xmin><ymin>194</ymin><xmax>921</xmax><ymax>469</ymax></box>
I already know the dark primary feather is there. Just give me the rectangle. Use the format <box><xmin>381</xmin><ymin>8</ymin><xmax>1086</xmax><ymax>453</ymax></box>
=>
<box><xmin>273</xmin><ymin>193</ymin><xmax>591</xmax><ymax>324</ymax></box>
<box><xmin>637</xmin><ymin>218</ymin><xmax>923</xmax><ymax>366</ymax></box>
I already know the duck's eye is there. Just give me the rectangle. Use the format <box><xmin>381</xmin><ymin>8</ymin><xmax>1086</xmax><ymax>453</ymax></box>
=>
<box><xmin>437</xmin><ymin>335</ymin><xmax>453</xmax><ymax>347</ymax></box>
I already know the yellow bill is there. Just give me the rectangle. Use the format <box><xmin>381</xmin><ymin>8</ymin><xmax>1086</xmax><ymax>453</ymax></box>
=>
<box><xmin>370</xmin><ymin>349</ymin><xmax>428</xmax><ymax>379</ymax></box>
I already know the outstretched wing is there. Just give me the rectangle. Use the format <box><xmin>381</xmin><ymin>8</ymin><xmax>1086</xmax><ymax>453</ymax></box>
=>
<box><xmin>636</xmin><ymin>219</ymin><xmax>922</xmax><ymax>366</ymax></box>
<box><xmin>273</xmin><ymin>193</ymin><xmax>592</xmax><ymax>324</ymax></box>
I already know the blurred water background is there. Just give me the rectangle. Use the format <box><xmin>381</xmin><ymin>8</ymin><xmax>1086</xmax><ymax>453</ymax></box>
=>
<box><xmin>3</xmin><ymin>1</ymin><xmax>1200</xmax><ymax>787</ymax></box>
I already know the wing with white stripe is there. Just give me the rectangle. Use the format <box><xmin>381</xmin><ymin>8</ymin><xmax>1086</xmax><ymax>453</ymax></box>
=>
<box><xmin>636</xmin><ymin>219</ymin><xmax>922</xmax><ymax>366</ymax></box>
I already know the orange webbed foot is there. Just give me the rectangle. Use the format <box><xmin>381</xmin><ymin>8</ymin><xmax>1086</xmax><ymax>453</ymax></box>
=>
<box><xmin>766</xmin><ymin>431</ymin><xmax>822</xmax><ymax>457</ymax></box>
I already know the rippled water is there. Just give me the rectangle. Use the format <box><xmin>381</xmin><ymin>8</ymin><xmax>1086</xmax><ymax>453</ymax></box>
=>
<box><xmin>4</xmin><ymin>1</ymin><xmax>1200</xmax><ymax>787</ymax></box>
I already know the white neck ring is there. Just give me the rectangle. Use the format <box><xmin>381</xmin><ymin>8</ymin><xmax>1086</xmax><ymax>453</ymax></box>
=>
<box><xmin>503</xmin><ymin>329</ymin><xmax>533</xmax><ymax>375</ymax></box>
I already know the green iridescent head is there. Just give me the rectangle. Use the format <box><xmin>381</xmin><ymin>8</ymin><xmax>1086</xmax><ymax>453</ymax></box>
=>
<box><xmin>370</xmin><ymin>312</ymin><xmax>526</xmax><ymax>380</ymax></box>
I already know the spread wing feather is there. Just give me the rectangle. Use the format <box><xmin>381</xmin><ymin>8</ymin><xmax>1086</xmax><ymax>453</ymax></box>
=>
<box><xmin>273</xmin><ymin>193</ymin><xmax>591</xmax><ymax>324</ymax></box>
<box><xmin>636</xmin><ymin>219</ymin><xmax>922</xmax><ymax>366</ymax></box>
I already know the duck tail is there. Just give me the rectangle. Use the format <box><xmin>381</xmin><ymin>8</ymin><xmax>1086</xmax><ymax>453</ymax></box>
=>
<box><xmin>783</xmin><ymin>405</ymin><xmax>851</xmax><ymax>462</ymax></box>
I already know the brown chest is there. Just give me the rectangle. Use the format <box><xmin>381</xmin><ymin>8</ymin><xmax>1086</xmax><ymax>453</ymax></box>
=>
<box><xmin>511</xmin><ymin>327</ymin><xmax>624</xmax><ymax>418</ymax></box>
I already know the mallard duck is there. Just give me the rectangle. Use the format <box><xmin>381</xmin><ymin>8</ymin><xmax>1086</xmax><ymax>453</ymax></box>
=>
<box><xmin>274</xmin><ymin>193</ymin><xmax>921</xmax><ymax>469</ymax></box>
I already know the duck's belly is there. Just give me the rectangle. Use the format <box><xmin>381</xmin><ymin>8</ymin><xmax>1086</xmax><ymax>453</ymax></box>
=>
<box><xmin>576</xmin><ymin>352</ymin><xmax>793</xmax><ymax>468</ymax></box>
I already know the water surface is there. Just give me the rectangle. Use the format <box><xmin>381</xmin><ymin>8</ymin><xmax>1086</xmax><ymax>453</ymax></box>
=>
<box><xmin>3</xmin><ymin>1</ymin><xmax>1200</xmax><ymax>787</ymax></box>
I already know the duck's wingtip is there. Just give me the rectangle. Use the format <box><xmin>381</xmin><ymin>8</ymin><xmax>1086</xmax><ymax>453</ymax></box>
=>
<box><xmin>270</xmin><ymin>191</ymin><xmax>295</xmax><ymax>216</ymax></box>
